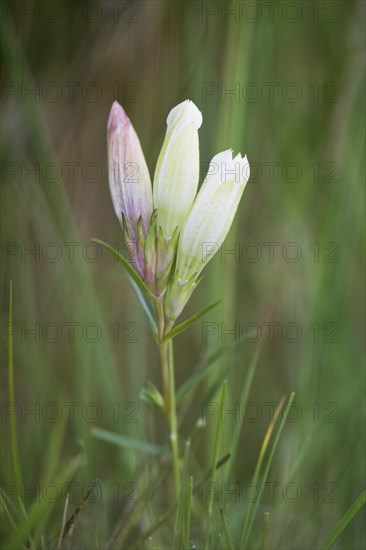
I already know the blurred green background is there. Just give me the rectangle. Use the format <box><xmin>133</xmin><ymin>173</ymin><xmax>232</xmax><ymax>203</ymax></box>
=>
<box><xmin>1</xmin><ymin>1</ymin><xmax>365</xmax><ymax>548</ymax></box>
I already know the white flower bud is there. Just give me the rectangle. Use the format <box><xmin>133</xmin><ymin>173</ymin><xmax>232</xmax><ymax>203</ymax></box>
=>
<box><xmin>153</xmin><ymin>100</ymin><xmax>202</xmax><ymax>238</ymax></box>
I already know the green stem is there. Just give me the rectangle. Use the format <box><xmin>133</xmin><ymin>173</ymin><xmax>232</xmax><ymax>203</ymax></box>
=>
<box><xmin>156</xmin><ymin>299</ymin><xmax>180</xmax><ymax>499</ymax></box>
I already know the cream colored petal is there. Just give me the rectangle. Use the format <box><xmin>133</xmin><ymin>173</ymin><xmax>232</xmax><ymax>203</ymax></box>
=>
<box><xmin>153</xmin><ymin>100</ymin><xmax>202</xmax><ymax>237</ymax></box>
<box><xmin>176</xmin><ymin>151</ymin><xmax>249</xmax><ymax>281</ymax></box>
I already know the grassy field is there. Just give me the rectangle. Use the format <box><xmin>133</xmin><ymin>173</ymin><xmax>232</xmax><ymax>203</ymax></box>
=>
<box><xmin>1</xmin><ymin>1</ymin><xmax>365</xmax><ymax>548</ymax></box>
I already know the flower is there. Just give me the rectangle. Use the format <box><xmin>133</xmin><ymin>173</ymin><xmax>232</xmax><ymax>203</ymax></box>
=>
<box><xmin>107</xmin><ymin>101</ymin><xmax>153</xmax><ymax>277</ymax></box>
<box><xmin>153</xmin><ymin>100</ymin><xmax>202</xmax><ymax>238</ymax></box>
<box><xmin>107</xmin><ymin>100</ymin><xmax>249</xmax><ymax>318</ymax></box>
<box><xmin>164</xmin><ymin>149</ymin><xmax>250</xmax><ymax>322</ymax></box>
<box><xmin>177</xmin><ymin>149</ymin><xmax>250</xmax><ymax>281</ymax></box>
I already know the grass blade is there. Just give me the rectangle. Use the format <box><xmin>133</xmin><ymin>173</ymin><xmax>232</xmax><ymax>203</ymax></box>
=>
<box><xmin>108</xmin><ymin>467</ymin><xmax>170</xmax><ymax>548</ymax></box>
<box><xmin>184</xmin><ymin>476</ymin><xmax>194</xmax><ymax>547</ymax></box>
<box><xmin>61</xmin><ymin>482</ymin><xmax>98</xmax><ymax>541</ymax></box>
<box><xmin>91</xmin><ymin>427</ymin><xmax>167</xmax><ymax>456</ymax></box>
<box><xmin>241</xmin><ymin>392</ymin><xmax>295</xmax><ymax>548</ymax></box>
<box><xmin>132</xmin><ymin>453</ymin><xmax>231</xmax><ymax>547</ymax></box>
<box><xmin>56</xmin><ymin>492</ymin><xmax>69</xmax><ymax>550</ymax></box>
<box><xmin>7</xmin><ymin>281</ymin><xmax>22</xmax><ymax>494</ymax></box>
<box><xmin>173</xmin><ymin>439</ymin><xmax>191</xmax><ymax>548</ymax></box>
<box><xmin>262</xmin><ymin>511</ymin><xmax>270</xmax><ymax>550</ymax></box>
<box><xmin>205</xmin><ymin>380</ymin><xmax>227</xmax><ymax>550</ymax></box>
<box><xmin>0</xmin><ymin>492</ymin><xmax>19</xmax><ymax>535</ymax></box>
<box><xmin>6</xmin><ymin>455</ymin><xmax>81</xmax><ymax>549</ymax></box>
<box><xmin>220</xmin><ymin>507</ymin><xmax>234</xmax><ymax>550</ymax></box>
<box><xmin>321</xmin><ymin>489</ymin><xmax>366</xmax><ymax>550</ymax></box>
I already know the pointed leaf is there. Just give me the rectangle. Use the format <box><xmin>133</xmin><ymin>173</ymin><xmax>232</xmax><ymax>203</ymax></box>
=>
<box><xmin>125</xmin><ymin>272</ymin><xmax>157</xmax><ymax>337</ymax></box>
<box><xmin>140</xmin><ymin>381</ymin><xmax>165</xmax><ymax>410</ymax></box>
<box><xmin>321</xmin><ymin>490</ymin><xmax>366</xmax><ymax>550</ymax></box>
<box><xmin>163</xmin><ymin>300</ymin><xmax>221</xmax><ymax>342</ymax></box>
<box><xmin>93</xmin><ymin>238</ymin><xmax>155</xmax><ymax>299</ymax></box>
<box><xmin>220</xmin><ymin>508</ymin><xmax>234</xmax><ymax>550</ymax></box>
<box><xmin>205</xmin><ymin>381</ymin><xmax>227</xmax><ymax>547</ymax></box>
<box><xmin>240</xmin><ymin>392</ymin><xmax>296</xmax><ymax>548</ymax></box>
<box><xmin>91</xmin><ymin>427</ymin><xmax>167</xmax><ymax>456</ymax></box>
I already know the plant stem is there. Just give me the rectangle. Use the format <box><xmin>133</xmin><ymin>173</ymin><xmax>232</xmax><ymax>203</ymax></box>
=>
<box><xmin>156</xmin><ymin>299</ymin><xmax>180</xmax><ymax>499</ymax></box>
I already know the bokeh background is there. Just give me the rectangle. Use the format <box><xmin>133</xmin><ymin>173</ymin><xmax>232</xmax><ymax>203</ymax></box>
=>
<box><xmin>1</xmin><ymin>1</ymin><xmax>365</xmax><ymax>548</ymax></box>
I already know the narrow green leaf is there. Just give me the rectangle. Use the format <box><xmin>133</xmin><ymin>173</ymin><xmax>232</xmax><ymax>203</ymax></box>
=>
<box><xmin>173</xmin><ymin>439</ymin><xmax>191</xmax><ymax>549</ymax></box>
<box><xmin>109</xmin><ymin>467</ymin><xmax>170</xmax><ymax>548</ymax></box>
<box><xmin>163</xmin><ymin>300</ymin><xmax>221</xmax><ymax>342</ymax></box>
<box><xmin>205</xmin><ymin>381</ymin><xmax>227</xmax><ymax>550</ymax></box>
<box><xmin>0</xmin><ymin>493</ymin><xmax>18</xmax><ymax>535</ymax></box>
<box><xmin>220</xmin><ymin>508</ymin><xmax>234</xmax><ymax>550</ymax></box>
<box><xmin>176</xmin><ymin>345</ymin><xmax>233</xmax><ymax>405</ymax></box>
<box><xmin>321</xmin><ymin>490</ymin><xmax>366</xmax><ymax>550</ymax></box>
<box><xmin>93</xmin><ymin>238</ymin><xmax>155</xmax><ymax>299</ymax></box>
<box><xmin>125</xmin><ymin>272</ymin><xmax>158</xmax><ymax>336</ymax></box>
<box><xmin>91</xmin><ymin>427</ymin><xmax>167</xmax><ymax>456</ymax></box>
<box><xmin>139</xmin><ymin>381</ymin><xmax>165</xmax><ymax>410</ymax></box>
<box><xmin>33</xmin><ymin>414</ymin><xmax>68</xmax><ymax>545</ymax></box>
<box><xmin>6</xmin><ymin>456</ymin><xmax>81</xmax><ymax>549</ymax></box>
<box><xmin>184</xmin><ymin>476</ymin><xmax>193</xmax><ymax>547</ymax></box>
<box><xmin>262</xmin><ymin>512</ymin><xmax>270</xmax><ymax>550</ymax></box>
<box><xmin>132</xmin><ymin>453</ymin><xmax>231</xmax><ymax>548</ymax></box>
<box><xmin>241</xmin><ymin>392</ymin><xmax>296</xmax><ymax>548</ymax></box>
<box><xmin>7</xmin><ymin>281</ymin><xmax>22</xmax><ymax>494</ymax></box>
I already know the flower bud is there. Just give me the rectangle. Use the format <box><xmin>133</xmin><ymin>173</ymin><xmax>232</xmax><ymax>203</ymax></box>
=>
<box><xmin>107</xmin><ymin>101</ymin><xmax>153</xmax><ymax>277</ymax></box>
<box><xmin>153</xmin><ymin>100</ymin><xmax>202</xmax><ymax>238</ymax></box>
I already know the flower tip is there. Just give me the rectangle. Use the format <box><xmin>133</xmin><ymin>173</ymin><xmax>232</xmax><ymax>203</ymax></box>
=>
<box><xmin>241</xmin><ymin>154</ymin><xmax>250</xmax><ymax>182</ymax></box>
<box><xmin>234</xmin><ymin>152</ymin><xmax>249</xmax><ymax>167</ymax></box>
<box><xmin>167</xmin><ymin>99</ymin><xmax>202</xmax><ymax>130</ymax></box>
<box><xmin>108</xmin><ymin>101</ymin><xmax>130</xmax><ymax>134</ymax></box>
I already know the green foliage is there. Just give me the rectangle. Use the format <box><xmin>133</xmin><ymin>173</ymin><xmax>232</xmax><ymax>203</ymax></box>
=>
<box><xmin>1</xmin><ymin>2</ymin><xmax>364</xmax><ymax>548</ymax></box>
<box><xmin>321</xmin><ymin>490</ymin><xmax>366</xmax><ymax>550</ymax></box>
<box><xmin>91</xmin><ymin>427</ymin><xmax>167</xmax><ymax>456</ymax></box>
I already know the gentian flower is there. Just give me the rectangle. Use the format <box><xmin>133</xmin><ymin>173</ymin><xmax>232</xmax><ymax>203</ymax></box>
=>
<box><xmin>107</xmin><ymin>100</ymin><xmax>249</xmax><ymax>322</ymax></box>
